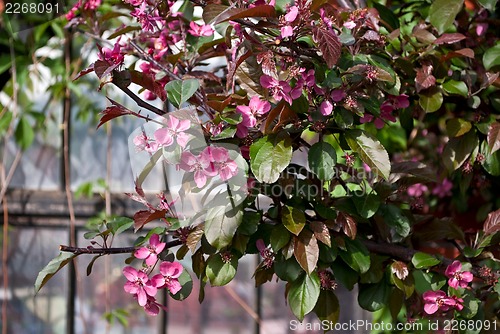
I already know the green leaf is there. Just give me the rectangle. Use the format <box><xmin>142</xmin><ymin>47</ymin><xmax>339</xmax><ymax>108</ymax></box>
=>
<box><xmin>378</xmin><ymin>204</ymin><xmax>411</xmax><ymax>242</ymax></box>
<box><xmin>206</xmin><ymin>254</ymin><xmax>238</xmax><ymax>286</ymax></box>
<box><xmin>308</xmin><ymin>142</ymin><xmax>337</xmax><ymax>181</ymax></box>
<box><xmin>419</xmin><ymin>90</ymin><xmax>443</xmax><ymax>113</ymax></box>
<box><xmin>287</xmin><ymin>272</ymin><xmax>321</xmax><ymax>321</ymax></box>
<box><xmin>442</xmin><ymin>130</ymin><xmax>478</xmax><ymax>172</ymax></box>
<box><xmin>108</xmin><ymin>217</ymin><xmax>134</xmax><ymax>235</ymax></box>
<box><xmin>204</xmin><ymin>204</ymin><xmax>243</xmax><ymax>250</ymax></box>
<box><xmin>330</xmin><ymin>259</ymin><xmax>358</xmax><ymax>290</ymax></box>
<box><xmin>357</xmin><ymin>281</ymin><xmax>390</xmax><ymax>312</ymax></box>
<box><xmin>429</xmin><ymin>0</ymin><xmax>464</xmax><ymax>34</ymax></box>
<box><xmin>373</xmin><ymin>2</ymin><xmax>399</xmax><ymax>30</ymax></box>
<box><xmin>411</xmin><ymin>252</ymin><xmax>441</xmax><ymax>269</ymax></box>
<box><xmin>446</xmin><ymin>118</ymin><xmax>472</xmax><ymax>137</ymax></box>
<box><xmin>282</xmin><ymin>205</ymin><xmax>306</xmax><ymax>236</ymax></box>
<box><xmin>86</xmin><ymin>255</ymin><xmax>102</xmax><ymax>276</ymax></box>
<box><xmin>165</xmin><ymin>79</ymin><xmax>200</xmax><ymax>108</ymax></box>
<box><xmin>250</xmin><ymin>133</ymin><xmax>293</xmax><ymax>183</ymax></box>
<box><xmin>35</xmin><ymin>252</ymin><xmax>76</xmax><ymax>293</ymax></box>
<box><xmin>352</xmin><ymin>193</ymin><xmax>380</xmax><ymax>219</ymax></box>
<box><xmin>483</xmin><ymin>149</ymin><xmax>500</xmax><ymax>176</ymax></box>
<box><xmin>270</xmin><ymin>224</ymin><xmax>291</xmax><ymax>252</ymax></box>
<box><xmin>294</xmin><ymin>230</ymin><xmax>319</xmax><ymax>275</ymax></box>
<box><xmin>0</xmin><ymin>111</ymin><xmax>12</xmax><ymax>134</ymax></box>
<box><xmin>338</xmin><ymin>238</ymin><xmax>370</xmax><ymax>274</ymax></box>
<box><xmin>483</xmin><ymin>43</ymin><xmax>500</xmax><ymax>71</ymax></box>
<box><xmin>346</xmin><ymin>130</ymin><xmax>391</xmax><ymax>180</ymax></box>
<box><xmin>275</xmin><ymin>256</ymin><xmax>304</xmax><ymax>282</ymax></box>
<box><xmin>442</xmin><ymin>80</ymin><xmax>468</xmax><ymax>97</ymax></box>
<box><xmin>477</xmin><ymin>0</ymin><xmax>498</xmax><ymax>11</ymax></box>
<box><xmin>313</xmin><ymin>290</ymin><xmax>340</xmax><ymax>325</ymax></box>
<box><xmin>15</xmin><ymin>116</ymin><xmax>35</xmax><ymax>150</ymax></box>
<box><xmin>413</xmin><ymin>270</ymin><xmax>446</xmax><ymax>294</ymax></box>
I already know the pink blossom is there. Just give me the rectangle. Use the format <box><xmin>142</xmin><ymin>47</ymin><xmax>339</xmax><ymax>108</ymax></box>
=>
<box><xmin>445</xmin><ymin>261</ymin><xmax>473</xmax><ymax>289</ymax></box>
<box><xmin>151</xmin><ymin>261</ymin><xmax>183</xmax><ymax>294</ymax></box>
<box><xmin>178</xmin><ymin>151</ymin><xmax>216</xmax><ymax>188</ymax></box>
<box><xmin>141</xmin><ymin>295</ymin><xmax>167</xmax><ymax>316</ymax></box>
<box><xmin>256</xmin><ymin>239</ymin><xmax>274</xmax><ymax>268</ymax></box>
<box><xmin>432</xmin><ymin>178</ymin><xmax>453</xmax><ymax>198</ymax></box>
<box><xmin>235</xmin><ymin>96</ymin><xmax>271</xmax><ymax>137</ymax></box>
<box><xmin>131</xmin><ymin>2</ymin><xmax>162</xmax><ymax>31</ymax></box>
<box><xmin>133</xmin><ymin>133</ymin><xmax>159</xmax><ymax>153</ymax></box>
<box><xmin>134</xmin><ymin>234</ymin><xmax>166</xmax><ymax>266</ymax></box>
<box><xmin>407</xmin><ymin>183</ymin><xmax>428</xmax><ymax>197</ymax></box>
<box><xmin>476</xmin><ymin>23</ymin><xmax>488</xmax><ymax>36</ymax></box>
<box><xmin>280</xmin><ymin>26</ymin><xmax>294</xmax><ymax>39</ymax></box>
<box><xmin>124</xmin><ymin>0</ymin><xmax>144</xmax><ymax>5</ymax></box>
<box><xmin>343</xmin><ymin>20</ymin><xmax>356</xmax><ymax>29</ymax></box>
<box><xmin>320</xmin><ymin>100</ymin><xmax>333</xmax><ymax>116</ymax></box>
<box><xmin>123</xmin><ymin>266</ymin><xmax>157</xmax><ymax>306</ymax></box>
<box><xmin>284</xmin><ymin>6</ymin><xmax>298</xmax><ymax>22</ymax></box>
<box><xmin>188</xmin><ymin>22</ymin><xmax>214</xmax><ymax>37</ymax></box>
<box><xmin>99</xmin><ymin>40</ymin><xmax>124</xmax><ymax>65</ymax></box>
<box><xmin>360</xmin><ymin>108</ymin><xmax>397</xmax><ymax>129</ymax></box>
<box><xmin>422</xmin><ymin>290</ymin><xmax>457</xmax><ymax>314</ymax></box>
<box><xmin>331</xmin><ymin>89</ymin><xmax>346</xmax><ymax>102</ymax></box>
<box><xmin>154</xmin><ymin>116</ymin><xmax>191</xmax><ymax>148</ymax></box>
<box><xmin>205</xmin><ymin>147</ymin><xmax>239</xmax><ymax>181</ymax></box>
<box><xmin>83</xmin><ymin>0</ymin><xmax>101</xmax><ymax>10</ymax></box>
<box><xmin>260</xmin><ymin>75</ymin><xmax>293</xmax><ymax>104</ymax></box>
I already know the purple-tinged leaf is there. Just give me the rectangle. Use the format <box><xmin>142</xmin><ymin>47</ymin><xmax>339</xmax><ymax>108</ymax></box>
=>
<box><xmin>294</xmin><ymin>230</ymin><xmax>319</xmax><ymax>275</ymax></box>
<box><xmin>312</xmin><ymin>26</ymin><xmax>341</xmax><ymax>68</ymax></box>
<box><xmin>434</xmin><ymin>33</ymin><xmax>466</xmax><ymax>45</ymax></box>
<box><xmin>484</xmin><ymin>208</ymin><xmax>500</xmax><ymax>235</ymax></box>
<box><xmin>73</xmin><ymin>64</ymin><xmax>94</xmax><ymax>81</ymax></box>
<box><xmin>488</xmin><ymin>122</ymin><xmax>500</xmax><ymax>154</ymax></box>
<box><xmin>415</xmin><ymin>64</ymin><xmax>436</xmax><ymax>93</ymax></box>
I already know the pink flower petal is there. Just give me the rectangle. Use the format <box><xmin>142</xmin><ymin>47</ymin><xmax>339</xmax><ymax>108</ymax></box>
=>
<box><xmin>160</xmin><ymin>261</ymin><xmax>183</xmax><ymax>278</ymax></box>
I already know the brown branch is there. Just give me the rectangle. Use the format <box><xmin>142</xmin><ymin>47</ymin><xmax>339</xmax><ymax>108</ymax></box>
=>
<box><xmin>59</xmin><ymin>239</ymin><xmax>183</xmax><ymax>255</ymax></box>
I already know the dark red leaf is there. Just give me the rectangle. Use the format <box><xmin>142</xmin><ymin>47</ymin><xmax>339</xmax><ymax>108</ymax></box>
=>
<box><xmin>441</xmin><ymin>48</ymin><xmax>475</xmax><ymax>62</ymax></box>
<box><xmin>189</xmin><ymin>70</ymin><xmax>222</xmax><ymax>84</ymax></box>
<box><xmin>310</xmin><ymin>221</ymin><xmax>331</xmax><ymax>247</ymax></box>
<box><xmin>488</xmin><ymin>122</ymin><xmax>500</xmax><ymax>154</ymax></box>
<box><xmin>133</xmin><ymin>209</ymin><xmax>167</xmax><ymax>231</ymax></box>
<box><xmin>263</xmin><ymin>100</ymin><xmax>297</xmax><ymax>134</ymax></box>
<box><xmin>483</xmin><ymin>208</ymin><xmax>500</xmax><ymax>235</ymax></box>
<box><xmin>94</xmin><ymin>60</ymin><xmax>118</xmax><ymax>79</ymax></box>
<box><xmin>256</xmin><ymin>50</ymin><xmax>277</xmax><ymax>78</ymax></box>
<box><xmin>336</xmin><ymin>212</ymin><xmax>357</xmax><ymax>240</ymax></box>
<box><xmin>208</xmin><ymin>5</ymin><xmax>276</xmax><ymax>25</ymax></box>
<box><xmin>434</xmin><ymin>33</ymin><xmax>466</xmax><ymax>45</ymax></box>
<box><xmin>129</xmin><ymin>70</ymin><xmax>167</xmax><ymax>101</ymax></box>
<box><xmin>97</xmin><ymin>99</ymin><xmax>131</xmax><ymax>129</ymax></box>
<box><xmin>73</xmin><ymin>64</ymin><xmax>94</xmax><ymax>81</ymax></box>
<box><xmin>415</xmin><ymin>64</ymin><xmax>436</xmax><ymax>93</ymax></box>
<box><xmin>312</xmin><ymin>26</ymin><xmax>341</xmax><ymax>68</ymax></box>
<box><xmin>293</xmin><ymin>230</ymin><xmax>319</xmax><ymax>274</ymax></box>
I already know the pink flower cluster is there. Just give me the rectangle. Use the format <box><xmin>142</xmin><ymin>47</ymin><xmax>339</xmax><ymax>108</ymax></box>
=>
<box><xmin>123</xmin><ymin>234</ymin><xmax>183</xmax><ymax>315</ymax></box>
<box><xmin>422</xmin><ymin>261</ymin><xmax>473</xmax><ymax>315</ymax></box>
<box><xmin>422</xmin><ymin>290</ymin><xmax>463</xmax><ymax>315</ymax></box>
<box><xmin>178</xmin><ymin>146</ymin><xmax>238</xmax><ymax>188</ymax></box>
<box><xmin>360</xmin><ymin>94</ymin><xmax>409</xmax><ymax>129</ymax></box>
<box><xmin>235</xmin><ymin>96</ymin><xmax>271</xmax><ymax>138</ymax></box>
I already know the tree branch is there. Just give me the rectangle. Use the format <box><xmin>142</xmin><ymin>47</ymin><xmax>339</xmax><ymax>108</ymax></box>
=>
<box><xmin>60</xmin><ymin>239</ymin><xmax>183</xmax><ymax>255</ymax></box>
